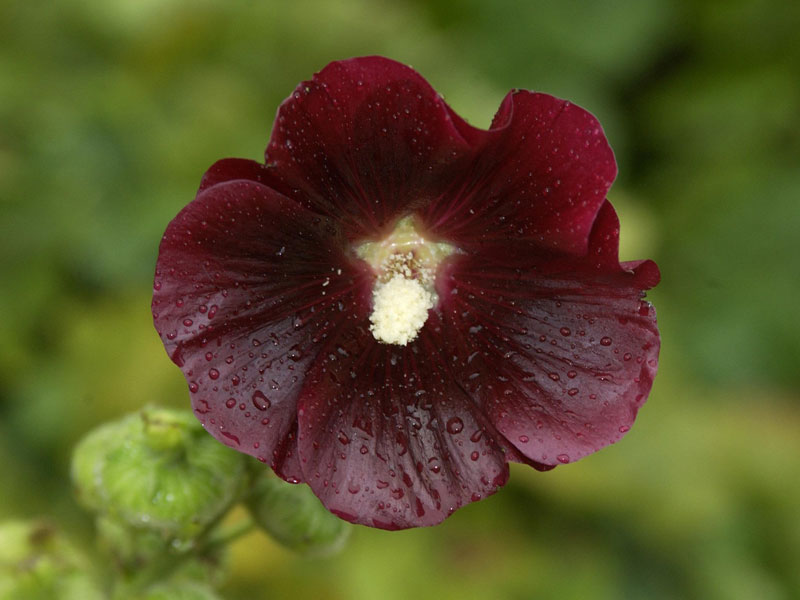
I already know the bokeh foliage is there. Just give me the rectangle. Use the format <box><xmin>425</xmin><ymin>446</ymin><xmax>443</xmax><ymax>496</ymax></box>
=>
<box><xmin>1</xmin><ymin>0</ymin><xmax>799</xmax><ymax>598</ymax></box>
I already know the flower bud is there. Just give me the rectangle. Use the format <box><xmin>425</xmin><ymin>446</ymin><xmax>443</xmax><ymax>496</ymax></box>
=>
<box><xmin>141</xmin><ymin>581</ymin><xmax>222</xmax><ymax>600</ymax></box>
<box><xmin>95</xmin><ymin>516</ymin><xmax>227</xmax><ymax>587</ymax></box>
<box><xmin>71</xmin><ymin>406</ymin><xmax>247</xmax><ymax>538</ymax></box>
<box><xmin>0</xmin><ymin>520</ymin><xmax>104</xmax><ymax>600</ymax></box>
<box><xmin>95</xmin><ymin>515</ymin><xmax>169</xmax><ymax>569</ymax></box>
<box><xmin>245</xmin><ymin>476</ymin><xmax>350</xmax><ymax>557</ymax></box>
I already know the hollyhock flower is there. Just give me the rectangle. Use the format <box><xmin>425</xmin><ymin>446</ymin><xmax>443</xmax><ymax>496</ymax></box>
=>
<box><xmin>152</xmin><ymin>56</ymin><xmax>660</xmax><ymax>530</ymax></box>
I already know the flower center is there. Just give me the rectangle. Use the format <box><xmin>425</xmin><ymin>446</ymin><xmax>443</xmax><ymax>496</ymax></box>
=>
<box><xmin>356</xmin><ymin>216</ymin><xmax>457</xmax><ymax>346</ymax></box>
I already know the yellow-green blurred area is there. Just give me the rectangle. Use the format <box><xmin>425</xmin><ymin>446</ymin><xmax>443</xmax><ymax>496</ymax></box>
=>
<box><xmin>1</xmin><ymin>0</ymin><xmax>799</xmax><ymax>598</ymax></box>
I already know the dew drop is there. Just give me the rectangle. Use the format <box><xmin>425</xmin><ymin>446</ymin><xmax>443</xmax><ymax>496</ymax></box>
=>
<box><xmin>225</xmin><ymin>398</ymin><xmax>236</xmax><ymax>408</ymax></box>
<box><xmin>220</xmin><ymin>431</ymin><xmax>240</xmax><ymax>445</ymax></box>
<box><xmin>557</xmin><ymin>454</ymin><xmax>570</xmax><ymax>463</ymax></box>
<box><xmin>208</xmin><ymin>368</ymin><xmax>220</xmax><ymax>380</ymax></box>
<box><xmin>518</xmin><ymin>435</ymin><xmax>529</xmax><ymax>443</ymax></box>
<box><xmin>445</xmin><ymin>417</ymin><xmax>464</xmax><ymax>434</ymax></box>
<box><xmin>559</xmin><ymin>327</ymin><xmax>571</xmax><ymax>336</ymax></box>
<box><xmin>252</xmin><ymin>391</ymin><xmax>270</xmax><ymax>411</ymax></box>
<box><xmin>600</xmin><ymin>337</ymin><xmax>612</xmax><ymax>346</ymax></box>
<box><xmin>619</xmin><ymin>425</ymin><xmax>631</xmax><ymax>433</ymax></box>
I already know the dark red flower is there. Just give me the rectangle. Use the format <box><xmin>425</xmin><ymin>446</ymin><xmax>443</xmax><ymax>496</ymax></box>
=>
<box><xmin>153</xmin><ymin>56</ymin><xmax>660</xmax><ymax>530</ymax></box>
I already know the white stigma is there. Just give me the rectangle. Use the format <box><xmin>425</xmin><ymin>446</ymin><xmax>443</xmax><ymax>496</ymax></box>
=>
<box><xmin>369</xmin><ymin>274</ymin><xmax>434</xmax><ymax>345</ymax></box>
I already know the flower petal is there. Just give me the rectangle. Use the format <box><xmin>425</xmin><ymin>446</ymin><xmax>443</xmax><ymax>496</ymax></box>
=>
<box><xmin>295</xmin><ymin>319</ymin><xmax>511</xmax><ymax>530</ymax></box>
<box><xmin>264</xmin><ymin>56</ymin><xmax>475</xmax><ymax>241</ymax></box>
<box><xmin>440</xmin><ymin>201</ymin><xmax>659</xmax><ymax>466</ymax></box>
<box><xmin>423</xmin><ymin>90</ymin><xmax>617</xmax><ymax>256</ymax></box>
<box><xmin>197</xmin><ymin>158</ymin><xmax>272</xmax><ymax>192</ymax></box>
<box><xmin>152</xmin><ymin>178</ymin><xmax>372</xmax><ymax>475</ymax></box>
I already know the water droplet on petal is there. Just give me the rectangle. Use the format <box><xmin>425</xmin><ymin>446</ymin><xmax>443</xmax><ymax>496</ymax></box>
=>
<box><xmin>221</xmin><ymin>431</ymin><xmax>240</xmax><ymax>445</ymax></box>
<box><xmin>445</xmin><ymin>417</ymin><xmax>464</xmax><ymax>434</ymax></box>
<box><xmin>252</xmin><ymin>390</ymin><xmax>270</xmax><ymax>411</ymax></box>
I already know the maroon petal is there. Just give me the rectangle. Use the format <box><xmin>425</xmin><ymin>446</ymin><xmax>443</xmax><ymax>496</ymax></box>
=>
<box><xmin>439</xmin><ymin>201</ymin><xmax>660</xmax><ymax>466</ymax></box>
<box><xmin>264</xmin><ymin>56</ymin><xmax>476</xmax><ymax>241</ymax></box>
<box><xmin>197</xmin><ymin>158</ymin><xmax>272</xmax><ymax>192</ymax></box>
<box><xmin>294</xmin><ymin>318</ymin><xmax>511</xmax><ymax>530</ymax></box>
<box><xmin>423</xmin><ymin>90</ymin><xmax>616</xmax><ymax>256</ymax></box>
<box><xmin>152</xmin><ymin>178</ymin><xmax>372</xmax><ymax>474</ymax></box>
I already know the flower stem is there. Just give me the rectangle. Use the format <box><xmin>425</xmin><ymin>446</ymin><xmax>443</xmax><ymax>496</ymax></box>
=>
<box><xmin>203</xmin><ymin>516</ymin><xmax>256</xmax><ymax>550</ymax></box>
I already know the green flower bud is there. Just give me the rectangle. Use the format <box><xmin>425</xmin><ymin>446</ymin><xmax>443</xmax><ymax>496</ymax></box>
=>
<box><xmin>95</xmin><ymin>516</ymin><xmax>227</xmax><ymax>587</ymax></box>
<box><xmin>95</xmin><ymin>515</ymin><xmax>169</xmax><ymax>570</ymax></box>
<box><xmin>71</xmin><ymin>406</ymin><xmax>247</xmax><ymax>538</ymax></box>
<box><xmin>245</xmin><ymin>476</ymin><xmax>350</xmax><ymax>557</ymax></box>
<box><xmin>140</xmin><ymin>581</ymin><xmax>222</xmax><ymax>600</ymax></box>
<box><xmin>0</xmin><ymin>520</ymin><xmax>104</xmax><ymax>600</ymax></box>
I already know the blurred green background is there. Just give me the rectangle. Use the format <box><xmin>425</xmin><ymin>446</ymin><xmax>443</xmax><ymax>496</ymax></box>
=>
<box><xmin>2</xmin><ymin>0</ymin><xmax>799</xmax><ymax>598</ymax></box>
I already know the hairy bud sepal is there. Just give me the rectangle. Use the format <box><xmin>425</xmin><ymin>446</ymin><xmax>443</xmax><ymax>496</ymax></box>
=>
<box><xmin>71</xmin><ymin>406</ymin><xmax>248</xmax><ymax>539</ymax></box>
<box><xmin>245</xmin><ymin>476</ymin><xmax>350</xmax><ymax>557</ymax></box>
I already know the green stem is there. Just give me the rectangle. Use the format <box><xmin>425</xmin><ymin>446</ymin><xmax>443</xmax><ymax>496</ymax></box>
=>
<box><xmin>203</xmin><ymin>517</ymin><xmax>257</xmax><ymax>550</ymax></box>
